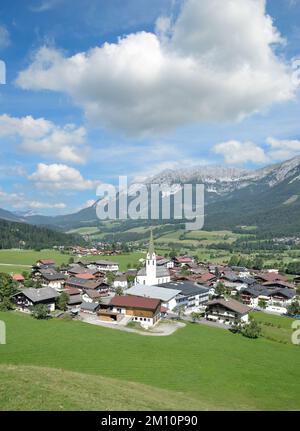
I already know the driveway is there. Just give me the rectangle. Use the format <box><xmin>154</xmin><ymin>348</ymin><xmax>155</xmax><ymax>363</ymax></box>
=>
<box><xmin>79</xmin><ymin>314</ymin><xmax>185</xmax><ymax>336</ymax></box>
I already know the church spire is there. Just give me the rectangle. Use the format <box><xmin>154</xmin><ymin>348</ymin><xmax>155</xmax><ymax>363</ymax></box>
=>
<box><xmin>148</xmin><ymin>227</ymin><xmax>155</xmax><ymax>256</ymax></box>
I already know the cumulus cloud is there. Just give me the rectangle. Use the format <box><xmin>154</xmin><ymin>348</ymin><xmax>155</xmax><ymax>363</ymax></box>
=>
<box><xmin>213</xmin><ymin>136</ymin><xmax>300</xmax><ymax>165</ymax></box>
<box><xmin>0</xmin><ymin>189</ymin><xmax>66</xmax><ymax>209</ymax></box>
<box><xmin>266</xmin><ymin>137</ymin><xmax>300</xmax><ymax>161</ymax></box>
<box><xmin>16</xmin><ymin>0</ymin><xmax>298</xmax><ymax>136</ymax></box>
<box><xmin>213</xmin><ymin>140</ymin><xmax>268</xmax><ymax>164</ymax></box>
<box><xmin>0</xmin><ymin>114</ymin><xmax>88</xmax><ymax>164</ymax></box>
<box><xmin>0</xmin><ymin>25</ymin><xmax>10</xmax><ymax>49</ymax></box>
<box><xmin>29</xmin><ymin>163</ymin><xmax>97</xmax><ymax>190</ymax></box>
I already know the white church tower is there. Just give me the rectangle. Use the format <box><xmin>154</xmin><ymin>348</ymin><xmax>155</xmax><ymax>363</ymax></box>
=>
<box><xmin>145</xmin><ymin>228</ymin><xmax>157</xmax><ymax>285</ymax></box>
<box><xmin>135</xmin><ymin>228</ymin><xmax>171</xmax><ymax>286</ymax></box>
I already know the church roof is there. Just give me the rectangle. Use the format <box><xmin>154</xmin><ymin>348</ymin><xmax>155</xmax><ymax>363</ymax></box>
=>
<box><xmin>137</xmin><ymin>266</ymin><xmax>170</xmax><ymax>277</ymax></box>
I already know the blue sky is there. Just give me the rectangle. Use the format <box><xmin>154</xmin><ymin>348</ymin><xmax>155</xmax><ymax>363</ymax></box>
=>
<box><xmin>0</xmin><ymin>0</ymin><xmax>299</xmax><ymax>214</ymax></box>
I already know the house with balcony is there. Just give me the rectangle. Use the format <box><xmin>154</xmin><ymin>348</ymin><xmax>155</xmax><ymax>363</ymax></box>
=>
<box><xmin>205</xmin><ymin>298</ymin><xmax>250</xmax><ymax>325</ymax></box>
<box><xmin>12</xmin><ymin>287</ymin><xmax>58</xmax><ymax>313</ymax></box>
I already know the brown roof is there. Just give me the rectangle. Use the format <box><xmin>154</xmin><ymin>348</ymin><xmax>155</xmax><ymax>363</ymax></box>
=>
<box><xmin>38</xmin><ymin>259</ymin><xmax>55</xmax><ymax>265</ymax></box>
<box><xmin>199</xmin><ymin>273</ymin><xmax>216</xmax><ymax>282</ymax></box>
<box><xmin>207</xmin><ymin>298</ymin><xmax>250</xmax><ymax>315</ymax></box>
<box><xmin>76</xmin><ymin>273</ymin><xmax>96</xmax><ymax>280</ymax></box>
<box><xmin>12</xmin><ymin>273</ymin><xmax>25</xmax><ymax>282</ymax></box>
<box><xmin>84</xmin><ymin>289</ymin><xmax>102</xmax><ymax>299</ymax></box>
<box><xmin>109</xmin><ymin>295</ymin><xmax>161</xmax><ymax>311</ymax></box>
<box><xmin>255</xmin><ymin>272</ymin><xmax>287</xmax><ymax>282</ymax></box>
<box><xmin>64</xmin><ymin>287</ymin><xmax>81</xmax><ymax>296</ymax></box>
<box><xmin>263</xmin><ymin>280</ymin><xmax>295</xmax><ymax>289</ymax></box>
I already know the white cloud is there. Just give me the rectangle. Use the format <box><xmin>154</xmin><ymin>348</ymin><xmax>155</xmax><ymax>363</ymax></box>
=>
<box><xmin>0</xmin><ymin>189</ymin><xmax>66</xmax><ymax>210</ymax></box>
<box><xmin>17</xmin><ymin>0</ymin><xmax>297</xmax><ymax>136</ymax></box>
<box><xmin>213</xmin><ymin>136</ymin><xmax>300</xmax><ymax>165</ymax></box>
<box><xmin>266</xmin><ymin>137</ymin><xmax>300</xmax><ymax>161</ymax></box>
<box><xmin>0</xmin><ymin>25</ymin><xmax>10</xmax><ymax>49</ymax></box>
<box><xmin>29</xmin><ymin>163</ymin><xmax>97</xmax><ymax>190</ymax></box>
<box><xmin>213</xmin><ymin>140</ymin><xmax>268</xmax><ymax>164</ymax></box>
<box><xmin>30</xmin><ymin>0</ymin><xmax>63</xmax><ymax>12</ymax></box>
<box><xmin>0</xmin><ymin>114</ymin><xmax>88</xmax><ymax>164</ymax></box>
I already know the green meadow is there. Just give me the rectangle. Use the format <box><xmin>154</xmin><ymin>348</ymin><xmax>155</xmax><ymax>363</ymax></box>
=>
<box><xmin>0</xmin><ymin>249</ymin><xmax>144</xmax><ymax>273</ymax></box>
<box><xmin>0</xmin><ymin>312</ymin><xmax>299</xmax><ymax>410</ymax></box>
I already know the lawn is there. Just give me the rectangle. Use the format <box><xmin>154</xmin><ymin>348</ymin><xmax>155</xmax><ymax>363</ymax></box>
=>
<box><xmin>0</xmin><ymin>312</ymin><xmax>299</xmax><ymax>410</ymax></box>
<box><xmin>0</xmin><ymin>249</ymin><xmax>70</xmax><ymax>266</ymax></box>
<box><xmin>0</xmin><ymin>365</ymin><xmax>206</xmax><ymax>411</ymax></box>
<box><xmin>81</xmin><ymin>252</ymin><xmax>144</xmax><ymax>271</ymax></box>
<box><xmin>0</xmin><ymin>249</ymin><xmax>144</xmax><ymax>273</ymax></box>
<box><xmin>250</xmin><ymin>311</ymin><xmax>297</xmax><ymax>345</ymax></box>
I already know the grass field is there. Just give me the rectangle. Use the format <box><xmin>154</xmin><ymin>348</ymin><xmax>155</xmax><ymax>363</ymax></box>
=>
<box><xmin>67</xmin><ymin>227</ymin><xmax>101</xmax><ymax>235</ymax></box>
<box><xmin>0</xmin><ymin>249</ymin><xmax>144</xmax><ymax>273</ymax></box>
<box><xmin>81</xmin><ymin>252</ymin><xmax>144</xmax><ymax>271</ymax></box>
<box><xmin>250</xmin><ymin>312</ymin><xmax>297</xmax><ymax>345</ymax></box>
<box><xmin>0</xmin><ymin>249</ymin><xmax>69</xmax><ymax>266</ymax></box>
<box><xmin>0</xmin><ymin>365</ymin><xmax>206</xmax><ymax>411</ymax></box>
<box><xmin>0</xmin><ymin>312</ymin><xmax>299</xmax><ymax>410</ymax></box>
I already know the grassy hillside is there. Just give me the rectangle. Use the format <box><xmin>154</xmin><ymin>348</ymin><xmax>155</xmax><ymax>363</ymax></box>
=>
<box><xmin>0</xmin><ymin>312</ymin><xmax>299</xmax><ymax>410</ymax></box>
<box><xmin>0</xmin><ymin>365</ymin><xmax>205</xmax><ymax>411</ymax></box>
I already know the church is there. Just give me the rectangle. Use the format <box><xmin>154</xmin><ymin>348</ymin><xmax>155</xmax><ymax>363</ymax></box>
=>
<box><xmin>135</xmin><ymin>230</ymin><xmax>171</xmax><ymax>285</ymax></box>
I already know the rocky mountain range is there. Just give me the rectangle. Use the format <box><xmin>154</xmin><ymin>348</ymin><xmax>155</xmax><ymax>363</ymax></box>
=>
<box><xmin>1</xmin><ymin>156</ymin><xmax>300</xmax><ymax>236</ymax></box>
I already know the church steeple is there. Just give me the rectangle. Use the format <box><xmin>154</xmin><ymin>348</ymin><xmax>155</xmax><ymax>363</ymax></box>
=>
<box><xmin>148</xmin><ymin>227</ymin><xmax>155</xmax><ymax>257</ymax></box>
<box><xmin>146</xmin><ymin>228</ymin><xmax>156</xmax><ymax>283</ymax></box>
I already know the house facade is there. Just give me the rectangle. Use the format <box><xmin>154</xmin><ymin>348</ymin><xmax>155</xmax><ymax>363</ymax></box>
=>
<box><xmin>12</xmin><ymin>287</ymin><xmax>58</xmax><ymax>313</ymax></box>
<box><xmin>206</xmin><ymin>298</ymin><xmax>250</xmax><ymax>325</ymax></box>
<box><xmin>106</xmin><ymin>295</ymin><xmax>161</xmax><ymax>328</ymax></box>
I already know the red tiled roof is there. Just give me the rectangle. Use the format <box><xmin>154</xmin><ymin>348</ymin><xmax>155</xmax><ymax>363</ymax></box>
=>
<box><xmin>109</xmin><ymin>295</ymin><xmax>161</xmax><ymax>311</ymax></box>
<box><xmin>176</xmin><ymin>256</ymin><xmax>193</xmax><ymax>263</ymax></box>
<box><xmin>12</xmin><ymin>274</ymin><xmax>25</xmax><ymax>282</ymax></box>
<box><xmin>199</xmin><ymin>273</ymin><xmax>216</xmax><ymax>282</ymax></box>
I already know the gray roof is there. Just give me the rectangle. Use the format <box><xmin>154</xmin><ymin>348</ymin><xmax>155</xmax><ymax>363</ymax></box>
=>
<box><xmin>159</xmin><ymin>281</ymin><xmax>210</xmax><ymax>297</ymax></box>
<box><xmin>80</xmin><ymin>302</ymin><xmax>100</xmax><ymax>311</ymax></box>
<box><xmin>137</xmin><ymin>266</ymin><xmax>170</xmax><ymax>277</ymax></box>
<box><xmin>17</xmin><ymin>287</ymin><xmax>58</xmax><ymax>302</ymax></box>
<box><xmin>95</xmin><ymin>260</ymin><xmax>118</xmax><ymax>266</ymax></box>
<box><xmin>125</xmin><ymin>285</ymin><xmax>181</xmax><ymax>302</ymax></box>
<box><xmin>41</xmin><ymin>272</ymin><xmax>66</xmax><ymax>281</ymax></box>
<box><xmin>67</xmin><ymin>294</ymin><xmax>82</xmax><ymax>305</ymax></box>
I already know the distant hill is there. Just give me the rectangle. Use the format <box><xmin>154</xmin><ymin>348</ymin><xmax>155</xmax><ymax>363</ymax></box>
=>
<box><xmin>0</xmin><ymin>218</ymin><xmax>84</xmax><ymax>249</ymax></box>
<box><xmin>2</xmin><ymin>156</ymin><xmax>300</xmax><ymax>238</ymax></box>
<box><xmin>0</xmin><ymin>208</ymin><xmax>25</xmax><ymax>223</ymax></box>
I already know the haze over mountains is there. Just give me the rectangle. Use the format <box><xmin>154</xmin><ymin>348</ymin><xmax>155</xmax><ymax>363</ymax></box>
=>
<box><xmin>1</xmin><ymin>156</ymin><xmax>300</xmax><ymax>236</ymax></box>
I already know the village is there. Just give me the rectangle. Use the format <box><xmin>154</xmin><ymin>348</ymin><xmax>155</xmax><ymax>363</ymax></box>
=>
<box><xmin>9</xmin><ymin>230</ymin><xmax>300</xmax><ymax>334</ymax></box>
